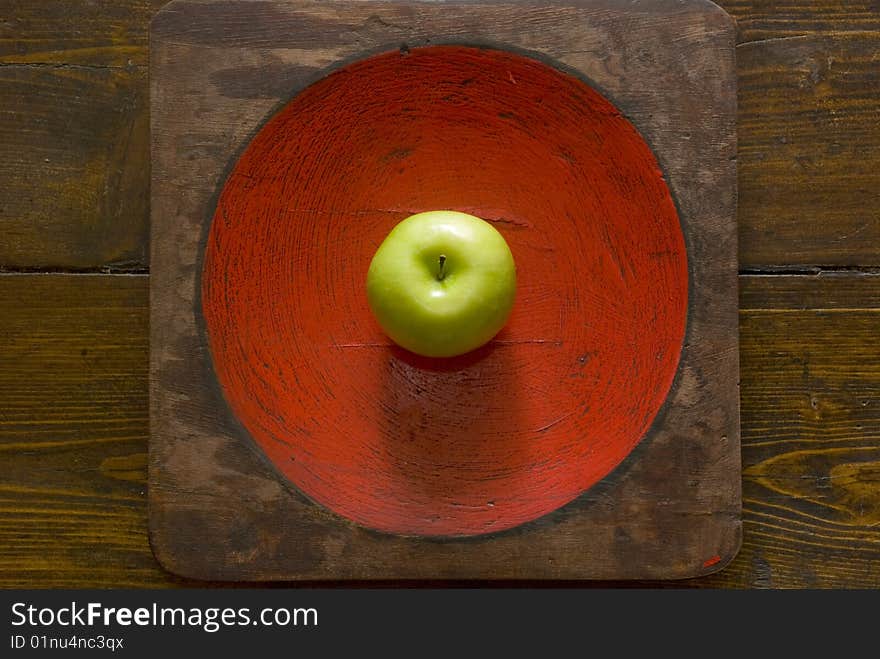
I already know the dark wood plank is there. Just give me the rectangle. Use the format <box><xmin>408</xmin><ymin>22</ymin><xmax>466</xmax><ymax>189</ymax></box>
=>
<box><xmin>0</xmin><ymin>64</ymin><xmax>149</xmax><ymax>270</ymax></box>
<box><xmin>717</xmin><ymin>1</ymin><xmax>880</xmax><ymax>41</ymax></box>
<box><xmin>702</xmin><ymin>273</ymin><xmax>880</xmax><ymax>588</ymax></box>
<box><xmin>0</xmin><ymin>1</ymin><xmax>155</xmax><ymax>270</ymax></box>
<box><xmin>0</xmin><ymin>0</ymin><xmax>161</xmax><ymax>67</ymax></box>
<box><xmin>736</xmin><ymin>33</ymin><xmax>880</xmax><ymax>268</ymax></box>
<box><xmin>739</xmin><ymin>272</ymin><xmax>880</xmax><ymax>310</ymax></box>
<box><xmin>0</xmin><ymin>274</ymin><xmax>175</xmax><ymax>587</ymax></box>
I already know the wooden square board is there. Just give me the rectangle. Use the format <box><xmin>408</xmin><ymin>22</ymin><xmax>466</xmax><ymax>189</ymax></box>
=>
<box><xmin>150</xmin><ymin>0</ymin><xmax>740</xmax><ymax>580</ymax></box>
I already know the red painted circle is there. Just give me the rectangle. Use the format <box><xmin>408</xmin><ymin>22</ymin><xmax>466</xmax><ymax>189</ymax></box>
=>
<box><xmin>202</xmin><ymin>46</ymin><xmax>688</xmax><ymax>537</ymax></box>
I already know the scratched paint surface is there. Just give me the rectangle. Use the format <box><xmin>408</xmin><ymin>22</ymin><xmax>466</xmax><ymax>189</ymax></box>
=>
<box><xmin>201</xmin><ymin>46</ymin><xmax>688</xmax><ymax>537</ymax></box>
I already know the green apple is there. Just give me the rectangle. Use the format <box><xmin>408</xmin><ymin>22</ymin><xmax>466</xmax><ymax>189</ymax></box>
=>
<box><xmin>366</xmin><ymin>210</ymin><xmax>517</xmax><ymax>358</ymax></box>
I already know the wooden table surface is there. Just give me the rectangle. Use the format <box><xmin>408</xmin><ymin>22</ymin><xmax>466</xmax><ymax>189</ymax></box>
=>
<box><xmin>1</xmin><ymin>1</ymin><xmax>878</xmax><ymax>588</ymax></box>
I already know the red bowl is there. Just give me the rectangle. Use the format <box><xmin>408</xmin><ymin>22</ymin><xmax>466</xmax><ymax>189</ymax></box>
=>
<box><xmin>201</xmin><ymin>45</ymin><xmax>688</xmax><ymax>537</ymax></box>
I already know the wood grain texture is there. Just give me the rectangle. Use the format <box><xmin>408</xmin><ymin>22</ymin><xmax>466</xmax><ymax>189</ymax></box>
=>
<box><xmin>0</xmin><ymin>64</ymin><xmax>149</xmax><ymax>270</ymax></box>
<box><xmin>703</xmin><ymin>273</ymin><xmax>880</xmax><ymax>588</ymax></box>
<box><xmin>737</xmin><ymin>33</ymin><xmax>880</xmax><ymax>268</ymax></box>
<box><xmin>0</xmin><ymin>0</ymin><xmax>162</xmax><ymax>67</ymax></box>
<box><xmin>1</xmin><ymin>273</ymin><xmax>877</xmax><ymax>587</ymax></box>
<box><xmin>721</xmin><ymin>1</ymin><xmax>880</xmax><ymax>41</ymax></box>
<box><xmin>739</xmin><ymin>271</ymin><xmax>880</xmax><ymax>310</ymax></box>
<box><xmin>150</xmin><ymin>0</ymin><xmax>738</xmax><ymax>580</ymax></box>
<box><xmin>0</xmin><ymin>0</ymin><xmax>156</xmax><ymax>270</ymax></box>
<box><xmin>0</xmin><ymin>274</ymin><xmax>175</xmax><ymax>588</ymax></box>
<box><xmin>727</xmin><ymin>1</ymin><xmax>880</xmax><ymax>268</ymax></box>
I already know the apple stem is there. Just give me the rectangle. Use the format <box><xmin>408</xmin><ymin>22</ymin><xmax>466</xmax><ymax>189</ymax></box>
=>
<box><xmin>437</xmin><ymin>254</ymin><xmax>447</xmax><ymax>281</ymax></box>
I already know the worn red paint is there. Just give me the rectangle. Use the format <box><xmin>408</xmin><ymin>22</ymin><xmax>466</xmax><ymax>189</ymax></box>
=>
<box><xmin>703</xmin><ymin>555</ymin><xmax>723</xmax><ymax>568</ymax></box>
<box><xmin>201</xmin><ymin>46</ymin><xmax>688</xmax><ymax>537</ymax></box>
